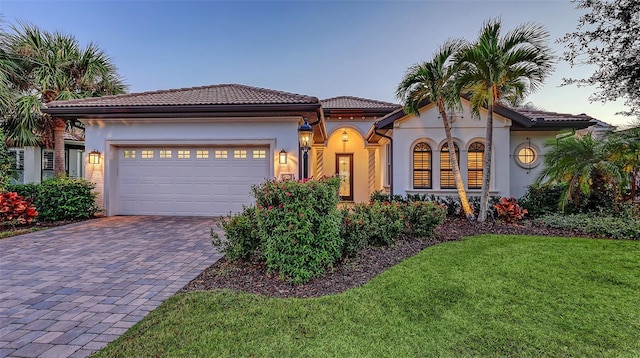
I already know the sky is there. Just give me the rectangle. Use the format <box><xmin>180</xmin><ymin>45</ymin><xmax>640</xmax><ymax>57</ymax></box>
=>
<box><xmin>0</xmin><ymin>0</ymin><xmax>634</xmax><ymax>127</ymax></box>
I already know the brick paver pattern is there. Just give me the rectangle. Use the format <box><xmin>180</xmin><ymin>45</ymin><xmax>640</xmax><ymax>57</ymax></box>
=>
<box><xmin>0</xmin><ymin>216</ymin><xmax>222</xmax><ymax>358</ymax></box>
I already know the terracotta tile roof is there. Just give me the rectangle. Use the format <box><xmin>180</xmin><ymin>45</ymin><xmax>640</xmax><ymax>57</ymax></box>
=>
<box><xmin>46</xmin><ymin>84</ymin><xmax>319</xmax><ymax>108</ymax></box>
<box><xmin>512</xmin><ymin>109</ymin><xmax>597</xmax><ymax>123</ymax></box>
<box><xmin>321</xmin><ymin>96</ymin><xmax>400</xmax><ymax>110</ymax></box>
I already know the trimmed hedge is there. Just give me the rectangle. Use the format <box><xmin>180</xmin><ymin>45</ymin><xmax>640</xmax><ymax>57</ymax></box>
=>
<box><xmin>213</xmin><ymin>176</ymin><xmax>343</xmax><ymax>284</ymax></box>
<box><xmin>214</xmin><ymin>178</ymin><xmax>447</xmax><ymax>283</ymax></box>
<box><xmin>7</xmin><ymin>177</ymin><xmax>98</xmax><ymax>221</ymax></box>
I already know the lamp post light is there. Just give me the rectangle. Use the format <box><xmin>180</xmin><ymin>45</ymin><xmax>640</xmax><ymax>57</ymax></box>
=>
<box><xmin>298</xmin><ymin>117</ymin><xmax>313</xmax><ymax>179</ymax></box>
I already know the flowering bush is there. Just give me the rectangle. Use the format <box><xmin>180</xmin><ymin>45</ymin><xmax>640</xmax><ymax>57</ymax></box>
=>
<box><xmin>0</xmin><ymin>192</ymin><xmax>38</xmax><ymax>224</ymax></box>
<box><xmin>255</xmin><ymin>176</ymin><xmax>343</xmax><ymax>283</ymax></box>
<box><xmin>402</xmin><ymin>201</ymin><xmax>447</xmax><ymax>238</ymax></box>
<box><xmin>340</xmin><ymin>204</ymin><xmax>372</xmax><ymax>257</ymax></box>
<box><xmin>494</xmin><ymin>197</ymin><xmax>527</xmax><ymax>223</ymax></box>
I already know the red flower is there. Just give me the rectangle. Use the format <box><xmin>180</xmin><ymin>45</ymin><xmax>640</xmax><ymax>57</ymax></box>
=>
<box><xmin>285</xmin><ymin>192</ymin><xmax>292</xmax><ymax>197</ymax></box>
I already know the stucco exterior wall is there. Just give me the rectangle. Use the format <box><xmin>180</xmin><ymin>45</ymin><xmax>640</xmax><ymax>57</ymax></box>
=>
<box><xmin>82</xmin><ymin>116</ymin><xmax>302</xmax><ymax>213</ymax></box>
<box><xmin>509</xmin><ymin>131</ymin><xmax>557</xmax><ymax>199</ymax></box>
<box><xmin>391</xmin><ymin>102</ymin><xmax>512</xmax><ymax>198</ymax></box>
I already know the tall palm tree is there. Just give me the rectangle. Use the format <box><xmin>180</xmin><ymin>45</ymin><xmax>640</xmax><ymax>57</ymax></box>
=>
<box><xmin>536</xmin><ymin>132</ymin><xmax>625</xmax><ymax>212</ymax></box>
<box><xmin>2</xmin><ymin>22</ymin><xmax>126</xmax><ymax>176</ymax></box>
<box><xmin>455</xmin><ymin>19</ymin><xmax>554</xmax><ymax>221</ymax></box>
<box><xmin>397</xmin><ymin>39</ymin><xmax>475</xmax><ymax>221</ymax></box>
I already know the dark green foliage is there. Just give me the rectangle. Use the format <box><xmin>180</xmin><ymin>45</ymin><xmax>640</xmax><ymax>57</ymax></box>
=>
<box><xmin>213</xmin><ymin>176</ymin><xmax>343</xmax><ymax>284</ymax></box>
<box><xmin>370</xmin><ymin>191</ymin><xmax>497</xmax><ymax>218</ymax></box>
<box><xmin>339</xmin><ymin>200</ymin><xmax>446</xmax><ymax>256</ymax></box>
<box><xmin>537</xmin><ymin>213</ymin><xmax>640</xmax><ymax>240</ymax></box>
<box><xmin>7</xmin><ymin>177</ymin><xmax>98</xmax><ymax>221</ymax></box>
<box><xmin>339</xmin><ymin>204</ymin><xmax>371</xmax><ymax>257</ymax></box>
<box><xmin>211</xmin><ymin>206</ymin><xmax>259</xmax><ymax>261</ymax></box>
<box><xmin>365</xmin><ymin>201</ymin><xmax>404</xmax><ymax>247</ymax></box>
<box><xmin>0</xmin><ymin>129</ymin><xmax>14</xmax><ymax>191</ymax></box>
<box><xmin>254</xmin><ymin>176</ymin><xmax>343</xmax><ymax>284</ymax></box>
<box><xmin>402</xmin><ymin>201</ymin><xmax>447</xmax><ymax>238</ymax></box>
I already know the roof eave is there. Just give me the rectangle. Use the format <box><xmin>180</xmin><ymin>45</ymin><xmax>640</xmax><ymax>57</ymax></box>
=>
<box><xmin>42</xmin><ymin>103</ymin><xmax>321</xmax><ymax>119</ymax></box>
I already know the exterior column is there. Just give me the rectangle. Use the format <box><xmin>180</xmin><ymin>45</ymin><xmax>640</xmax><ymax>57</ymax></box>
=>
<box><xmin>368</xmin><ymin>148</ymin><xmax>376</xmax><ymax>193</ymax></box>
<box><xmin>315</xmin><ymin>148</ymin><xmax>324</xmax><ymax>178</ymax></box>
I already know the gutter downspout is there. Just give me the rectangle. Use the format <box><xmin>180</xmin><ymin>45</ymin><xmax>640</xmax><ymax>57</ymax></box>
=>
<box><xmin>374</xmin><ymin>128</ymin><xmax>393</xmax><ymax>197</ymax></box>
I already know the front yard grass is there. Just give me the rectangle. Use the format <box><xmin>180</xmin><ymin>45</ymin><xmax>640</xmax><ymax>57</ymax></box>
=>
<box><xmin>97</xmin><ymin>235</ymin><xmax>640</xmax><ymax>357</ymax></box>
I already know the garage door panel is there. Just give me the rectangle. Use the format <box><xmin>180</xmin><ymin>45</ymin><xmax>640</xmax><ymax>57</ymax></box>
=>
<box><xmin>116</xmin><ymin>146</ymin><xmax>269</xmax><ymax>216</ymax></box>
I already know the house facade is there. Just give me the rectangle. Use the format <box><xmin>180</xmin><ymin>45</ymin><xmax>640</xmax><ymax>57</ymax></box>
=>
<box><xmin>42</xmin><ymin>84</ymin><xmax>595</xmax><ymax>216</ymax></box>
<box><xmin>8</xmin><ymin>132</ymin><xmax>85</xmax><ymax>184</ymax></box>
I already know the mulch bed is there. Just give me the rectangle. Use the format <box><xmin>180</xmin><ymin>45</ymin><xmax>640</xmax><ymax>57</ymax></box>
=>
<box><xmin>181</xmin><ymin>217</ymin><xmax>599</xmax><ymax>298</ymax></box>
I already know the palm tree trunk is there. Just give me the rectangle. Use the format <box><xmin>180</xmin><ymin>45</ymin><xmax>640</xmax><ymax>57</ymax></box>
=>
<box><xmin>438</xmin><ymin>100</ymin><xmax>474</xmax><ymax>221</ymax></box>
<box><xmin>478</xmin><ymin>101</ymin><xmax>493</xmax><ymax>222</ymax></box>
<box><xmin>53</xmin><ymin>117</ymin><xmax>66</xmax><ymax>177</ymax></box>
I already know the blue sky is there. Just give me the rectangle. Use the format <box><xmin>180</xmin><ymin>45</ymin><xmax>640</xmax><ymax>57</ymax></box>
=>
<box><xmin>1</xmin><ymin>0</ymin><xmax>633</xmax><ymax>126</ymax></box>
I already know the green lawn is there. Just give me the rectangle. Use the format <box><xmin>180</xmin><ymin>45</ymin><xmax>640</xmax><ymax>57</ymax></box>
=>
<box><xmin>97</xmin><ymin>235</ymin><xmax>640</xmax><ymax>357</ymax></box>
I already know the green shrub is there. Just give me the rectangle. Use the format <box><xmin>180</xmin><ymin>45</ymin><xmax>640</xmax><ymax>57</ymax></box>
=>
<box><xmin>256</xmin><ymin>176</ymin><xmax>343</xmax><ymax>283</ymax></box>
<box><xmin>339</xmin><ymin>204</ymin><xmax>371</xmax><ymax>257</ymax></box>
<box><xmin>536</xmin><ymin>213</ymin><xmax>640</xmax><ymax>240</ymax></box>
<box><xmin>9</xmin><ymin>178</ymin><xmax>98</xmax><ymax>221</ymax></box>
<box><xmin>402</xmin><ymin>201</ymin><xmax>446</xmax><ymax>238</ymax></box>
<box><xmin>6</xmin><ymin>183</ymin><xmax>39</xmax><ymax>200</ymax></box>
<box><xmin>213</xmin><ymin>176</ymin><xmax>343</xmax><ymax>284</ymax></box>
<box><xmin>212</xmin><ymin>206</ymin><xmax>259</xmax><ymax>261</ymax></box>
<box><xmin>366</xmin><ymin>201</ymin><xmax>404</xmax><ymax>246</ymax></box>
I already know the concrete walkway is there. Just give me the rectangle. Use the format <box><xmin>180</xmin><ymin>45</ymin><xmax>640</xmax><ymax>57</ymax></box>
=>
<box><xmin>0</xmin><ymin>216</ymin><xmax>222</xmax><ymax>358</ymax></box>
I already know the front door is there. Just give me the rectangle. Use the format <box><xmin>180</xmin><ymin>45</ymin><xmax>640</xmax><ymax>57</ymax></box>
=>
<box><xmin>336</xmin><ymin>153</ymin><xmax>353</xmax><ymax>201</ymax></box>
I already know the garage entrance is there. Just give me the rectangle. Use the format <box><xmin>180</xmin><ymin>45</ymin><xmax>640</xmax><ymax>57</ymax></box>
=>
<box><xmin>116</xmin><ymin>146</ymin><xmax>269</xmax><ymax>216</ymax></box>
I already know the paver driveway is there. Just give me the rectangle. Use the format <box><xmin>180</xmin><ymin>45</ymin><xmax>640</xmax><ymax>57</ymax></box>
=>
<box><xmin>0</xmin><ymin>216</ymin><xmax>222</xmax><ymax>358</ymax></box>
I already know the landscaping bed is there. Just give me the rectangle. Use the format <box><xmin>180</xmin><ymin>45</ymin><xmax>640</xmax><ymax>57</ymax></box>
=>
<box><xmin>181</xmin><ymin>217</ymin><xmax>597</xmax><ymax>298</ymax></box>
<box><xmin>0</xmin><ymin>218</ymin><xmax>97</xmax><ymax>239</ymax></box>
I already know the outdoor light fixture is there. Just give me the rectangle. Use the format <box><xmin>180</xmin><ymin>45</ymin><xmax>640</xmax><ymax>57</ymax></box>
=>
<box><xmin>88</xmin><ymin>150</ymin><xmax>101</xmax><ymax>164</ymax></box>
<box><xmin>342</xmin><ymin>130</ymin><xmax>349</xmax><ymax>143</ymax></box>
<box><xmin>279</xmin><ymin>149</ymin><xmax>288</xmax><ymax>164</ymax></box>
<box><xmin>298</xmin><ymin>117</ymin><xmax>313</xmax><ymax>179</ymax></box>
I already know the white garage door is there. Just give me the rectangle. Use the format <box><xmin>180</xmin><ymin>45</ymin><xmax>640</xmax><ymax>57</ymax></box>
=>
<box><xmin>116</xmin><ymin>146</ymin><xmax>270</xmax><ymax>216</ymax></box>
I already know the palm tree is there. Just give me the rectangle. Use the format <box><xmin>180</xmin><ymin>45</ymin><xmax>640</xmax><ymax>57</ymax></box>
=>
<box><xmin>1</xmin><ymin>22</ymin><xmax>126</xmax><ymax>176</ymax></box>
<box><xmin>455</xmin><ymin>19</ymin><xmax>554</xmax><ymax>221</ymax></box>
<box><xmin>607</xmin><ymin>125</ymin><xmax>640</xmax><ymax>201</ymax></box>
<box><xmin>536</xmin><ymin>132</ymin><xmax>625</xmax><ymax>212</ymax></box>
<box><xmin>397</xmin><ymin>39</ymin><xmax>475</xmax><ymax>221</ymax></box>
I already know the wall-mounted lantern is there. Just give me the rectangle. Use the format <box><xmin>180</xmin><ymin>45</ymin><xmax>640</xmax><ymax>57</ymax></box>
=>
<box><xmin>88</xmin><ymin>150</ymin><xmax>101</xmax><ymax>164</ymax></box>
<box><xmin>342</xmin><ymin>130</ymin><xmax>349</xmax><ymax>143</ymax></box>
<box><xmin>279</xmin><ymin>149</ymin><xmax>288</xmax><ymax>164</ymax></box>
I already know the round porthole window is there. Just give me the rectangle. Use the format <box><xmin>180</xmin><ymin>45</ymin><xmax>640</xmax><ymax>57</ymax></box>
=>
<box><xmin>514</xmin><ymin>143</ymin><xmax>540</xmax><ymax>168</ymax></box>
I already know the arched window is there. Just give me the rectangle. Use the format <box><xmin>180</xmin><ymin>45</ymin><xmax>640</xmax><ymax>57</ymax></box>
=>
<box><xmin>413</xmin><ymin>142</ymin><xmax>432</xmax><ymax>189</ymax></box>
<box><xmin>467</xmin><ymin>142</ymin><xmax>484</xmax><ymax>189</ymax></box>
<box><xmin>440</xmin><ymin>142</ymin><xmax>459</xmax><ymax>189</ymax></box>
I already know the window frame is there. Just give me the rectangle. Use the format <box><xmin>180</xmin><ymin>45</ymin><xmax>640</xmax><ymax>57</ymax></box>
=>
<box><xmin>467</xmin><ymin>142</ymin><xmax>484</xmax><ymax>190</ymax></box>
<box><xmin>412</xmin><ymin>142</ymin><xmax>432</xmax><ymax>189</ymax></box>
<box><xmin>514</xmin><ymin>142</ymin><xmax>541</xmax><ymax>168</ymax></box>
<box><xmin>439</xmin><ymin>142</ymin><xmax>459</xmax><ymax>189</ymax></box>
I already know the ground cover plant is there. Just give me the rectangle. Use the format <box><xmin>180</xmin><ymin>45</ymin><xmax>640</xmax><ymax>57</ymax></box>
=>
<box><xmin>97</xmin><ymin>234</ymin><xmax>640</xmax><ymax>357</ymax></box>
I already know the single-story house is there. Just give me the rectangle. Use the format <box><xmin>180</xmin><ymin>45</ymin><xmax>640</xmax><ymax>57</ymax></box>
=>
<box><xmin>41</xmin><ymin>84</ymin><xmax>596</xmax><ymax>216</ymax></box>
<box><xmin>8</xmin><ymin>131</ymin><xmax>85</xmax><ymax>184</ymax></box>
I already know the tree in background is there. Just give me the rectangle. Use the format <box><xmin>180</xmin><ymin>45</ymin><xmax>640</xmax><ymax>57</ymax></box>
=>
<box><xmin>1</xmin><ymin>22</ymin><xmax>126</xmax><ymax>176</ymax></box>
<box><xmin>536</xmin><ymin>131</ymin><xmax>627</xmax><ymax>212</ymax></box>
<box><xmin>0</xmin><ymin>128</ymin><xmax>14</xmax><ymax>191</ymax></box>
<box><xmin>455</xmin><ymin>19</ymin><xmax>554</xmax><ymax>221</ymax></box>
<box><xmin>560</xmin><ymin>0</ymin><xmax>640</xmax><ymax>119</ymax></box>
<box><xmin>397</xmin><ymin>39</ymin><xmax>475</xmax><ymax>221</ymax></box>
